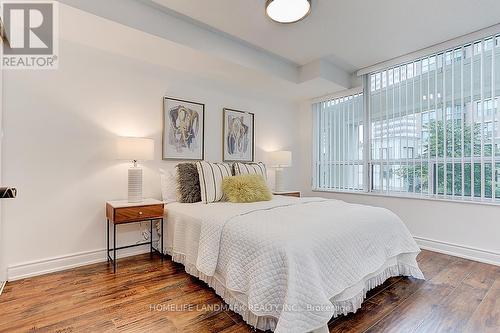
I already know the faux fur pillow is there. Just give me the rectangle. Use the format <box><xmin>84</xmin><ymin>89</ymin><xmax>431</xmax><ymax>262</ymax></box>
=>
<box><xmin>222</xmin><ymin>174</ymin><xmax>272</xmax><ymax>203</ymax></box>
<box><xmin>176</xmin><ymin>163</ymin><xmax>201</xmax><ymax>203</ymax></box>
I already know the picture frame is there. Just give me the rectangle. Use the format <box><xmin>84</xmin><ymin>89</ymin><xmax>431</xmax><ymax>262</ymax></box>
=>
<box><xmin>223</xmin><ymin>108</ymin><xmax>255</xmax><ymax>162</ymax></box>
<box><xmin>163</xmin><ymin>97</ymin><xmax>205</xmax><ymax>160</ymax></box>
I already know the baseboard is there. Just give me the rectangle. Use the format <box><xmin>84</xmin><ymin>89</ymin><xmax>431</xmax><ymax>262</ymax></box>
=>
<box><xmin>7</xmin><ymin>245</ymin><xmax>150</xmax><ymax>281</ymax></box>
<box><xmin>7</xmin><ymin>237</ymin><xmax>499</xmax><ymax>281</ymax></box>
<box><xmin>414</xmin><ymin>236</ymin><xmax>500</xmax><ymax>267</ymax></box>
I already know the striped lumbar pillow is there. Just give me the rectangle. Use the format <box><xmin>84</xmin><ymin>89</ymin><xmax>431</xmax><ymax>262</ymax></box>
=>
<box><xmin>196</xmin><ymin>161</ymin><xmax>233</xmax><ymax>203</ymax></box>
<box><xmin>233</xmin><ymin>162</ymin><xmax>267</xmax><ymax>180</ymax></box>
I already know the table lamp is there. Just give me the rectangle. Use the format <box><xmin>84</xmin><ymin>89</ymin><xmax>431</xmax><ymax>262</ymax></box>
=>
<box><xmin>117</xmin><ymin>137</ymin><xmax>154</xmax><ymax>203</ymax></box>
<box><xmin>269</xmin><ymin>150</ymin><xmax>292</xmax><ymax>192</ymax></box>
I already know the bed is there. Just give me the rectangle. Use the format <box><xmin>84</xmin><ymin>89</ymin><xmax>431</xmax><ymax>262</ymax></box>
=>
<box><xmin>160</xmin><ymin>195</ymin><xmax>424</xmax><ymax>333</ymax></box>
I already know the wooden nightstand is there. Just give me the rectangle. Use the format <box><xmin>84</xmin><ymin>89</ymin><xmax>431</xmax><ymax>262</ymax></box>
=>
<box><xmin>273</xmin><ymin>191</ymin><xmax>301</xmax><ymax>197</ymax></box>
<box><xmin>106</xmin><ymin>199</ymin><xmax>165</xmax><ymax>273</ymax></box>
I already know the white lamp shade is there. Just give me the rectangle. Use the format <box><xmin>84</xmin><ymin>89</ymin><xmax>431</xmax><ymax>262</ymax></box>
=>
<box><xmin>269</xmin><ymin>150</ymin><xmax>292</xmax><ymax>168</ymax></box>
<box><xmin>117</xmin><ymin>137</ymin><xmax>154</xmax><ymax>161</ymax></box>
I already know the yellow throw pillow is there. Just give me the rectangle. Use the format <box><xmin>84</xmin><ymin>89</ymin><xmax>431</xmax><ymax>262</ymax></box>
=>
<box><xmin>222</xmin><ymin>174</ymin><xmax>272</xmax><ymax>203</ymax></box>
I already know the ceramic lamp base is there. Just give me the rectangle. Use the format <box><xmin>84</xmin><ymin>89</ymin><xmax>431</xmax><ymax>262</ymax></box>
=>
<box><xmin>128</xmin><ymin>167</ymin><xmax>143</xmax><ymax>203</ymax></box>
<box><xmin>274</xmin><ymin>168</ymin><xmax>284</xmax><ymax>192</ymax></box>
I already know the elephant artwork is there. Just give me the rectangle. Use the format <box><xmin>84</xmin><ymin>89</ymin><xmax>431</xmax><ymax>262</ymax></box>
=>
<box><xmin>163</xmin><ymin>97</ymin><xmax>205</xmax><ymax>160</ymax></box>
<box><xmin>169</xmin><ymin>105</ymin><xmax>200</xmax><ymax>151</ymax></box>
<box><xmin>223</xmin><ymin>108</ymin><xmax>254</xmax><ymax>162</ymax></box>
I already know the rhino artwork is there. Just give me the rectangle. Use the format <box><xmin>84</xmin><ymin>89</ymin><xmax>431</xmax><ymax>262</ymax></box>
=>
<box><xmin>227</xmin><ymin>115</ymin><xmax>249</xmax><ymax>156</ymax></box>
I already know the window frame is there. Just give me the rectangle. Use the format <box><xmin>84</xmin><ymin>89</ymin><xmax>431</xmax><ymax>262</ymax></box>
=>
<box><xmin>312</xmin><ymin>34</ymin><xmax>500</xmax><ymax>205</ymax></box>
<box><xmin>312</xmin><ymin>87</ymin><xmax>366</xmax><ymax>193</ymax></box>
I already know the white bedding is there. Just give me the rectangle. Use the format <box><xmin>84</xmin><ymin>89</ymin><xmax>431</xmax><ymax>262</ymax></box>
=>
<box><xmin>161</xmin><ymin>196</ymin><xmax>424</xmax><ymax>333</ymax></box>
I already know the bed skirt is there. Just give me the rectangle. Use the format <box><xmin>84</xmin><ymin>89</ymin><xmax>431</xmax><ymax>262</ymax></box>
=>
<box><xmin>166</xmin><ymin>248</ymin><xmax>424</xmax><ymax>333</ymax></box>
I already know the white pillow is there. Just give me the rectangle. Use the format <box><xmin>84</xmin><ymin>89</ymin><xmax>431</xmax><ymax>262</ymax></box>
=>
<box><xmin>196</xmin><ymin>161</ymin><xmax>232</xmax><ymax>203</ymax></box>
<box><xmin>159</xmin><ymin>168</ymin><xmax>177</xmax><ymax>203</ymax></box>
<box><xmin>234</xmin><ymin>162</ymin><xmax>267</xmax><ymax>180</ymax></box>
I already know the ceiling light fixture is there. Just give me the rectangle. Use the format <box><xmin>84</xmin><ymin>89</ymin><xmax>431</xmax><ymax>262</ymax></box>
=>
<box><xmin>265</xmin><ymin>0</ymin><xmax>311</xmax><ymax>24</ymax></box>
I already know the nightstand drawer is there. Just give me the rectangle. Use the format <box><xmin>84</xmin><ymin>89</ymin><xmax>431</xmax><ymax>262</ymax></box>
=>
<box><xmin>112</xmin><ymin>204</ymin><xmax>164</xmax><ymax>223</ymax></box>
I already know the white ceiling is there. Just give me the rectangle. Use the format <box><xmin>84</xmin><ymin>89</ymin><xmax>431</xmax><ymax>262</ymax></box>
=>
<box><xmin>58</xmin><ymin>3</ymin><xmax>345</xmax><ymax>102</ymax></box>
<box><xmin>60</xmin><ymin>0</ymin><xmax>352</xmax><ymax>100</ymax></box>
<box><xmin>59</xmin><ymin>0</ymin><xmax>500</xmax><ymax>101</ymax></box>
<box><xmin>152</xmin><ymin>0</ymin><xmax>500</xmax><ymax>72</ymax></box>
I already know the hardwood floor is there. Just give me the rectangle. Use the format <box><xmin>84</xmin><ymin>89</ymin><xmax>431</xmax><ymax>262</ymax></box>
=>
<box><xmin>0</xmin><ymin>250</ymin><xmax>499</xmax><ymax>333</ymax></box>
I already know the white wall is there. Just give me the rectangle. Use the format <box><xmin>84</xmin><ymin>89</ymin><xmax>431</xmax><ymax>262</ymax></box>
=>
<box><xmin>0</xmin><ymin>44</ymin><xmax>5</xmax><ymax>283</ymax></box>
<box><xmin>3</xmin><ymin>32</ymin><xmax>300</xmax><ymax>279</ymax></box>
<box><xmin>297</xmin><ymin>101</ymin><xmax>500</xmax><ymax>266</ymax></box>
<box><xmin>6</xmin><ymin>3</ymin><xmax>498</xmax><ymax>283</ymax></box>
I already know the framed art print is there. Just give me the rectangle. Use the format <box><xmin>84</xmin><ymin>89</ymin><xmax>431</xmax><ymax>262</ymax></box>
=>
<box><xmin>223</xmin><ymin>108</ymin><xmax>254</xmax><ymax>162</ymax></box>
<box><xmin>163</xmin><ymin>97</ymin><xmax>205</xmax><ymax>160</ymax></box>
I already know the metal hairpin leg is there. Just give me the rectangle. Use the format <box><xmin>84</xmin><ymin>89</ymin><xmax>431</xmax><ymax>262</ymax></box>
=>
<box><xmin>150</xmin><ymin>219</ymin><xmax>153</xmax><ymax>257</ymax></box>
<box><xmin>107</xmin><ymin>217</ymin><xmax>165</xmax><ymax>272</ymax></box>
<box><xmin>113</xmin><ymin>223</ymin><xmax>116</xmax><ymax>273</ymax></box>
<box><xmin>161</xmin><ymin>218</ymin><xmax>164</xmax><ymax>261</ymax></box>
<box><xmin>106</xmin><ymin>219</ymin><xmax>109</xmax><ymax>262</ymax></box>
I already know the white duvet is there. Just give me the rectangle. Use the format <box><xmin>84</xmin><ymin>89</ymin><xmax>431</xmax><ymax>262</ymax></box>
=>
<box><xmin>163</xmin><ymin>196</ymin><xmax>424</xmax><ymax>333</ymax></box>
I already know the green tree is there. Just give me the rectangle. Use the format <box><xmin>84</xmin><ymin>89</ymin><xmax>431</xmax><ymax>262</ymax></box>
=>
<box><xmin>397</xmin><ymin>119</ymin><xmax>496</xmax><ymax>197</ymax></box>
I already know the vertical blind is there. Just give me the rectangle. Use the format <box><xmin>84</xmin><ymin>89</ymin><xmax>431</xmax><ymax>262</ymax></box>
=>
<box><xmin>313</xmin><ymin>90</ymin><xmax>364</xmax><ymax>191</ymax></box>
<box><xmin>313</xmin><ymin>33</ymin><xmax>500</xmax><ymax>203</ymax></box>
<box><xmin>369</xmin><ymin>35</ymin><xmax>500</xmax><ymax>202</ymax></box>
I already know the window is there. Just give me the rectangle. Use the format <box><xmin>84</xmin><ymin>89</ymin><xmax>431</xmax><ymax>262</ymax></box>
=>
<box><xmin>313</xmin><ymin>34</ymin><xmax>500</xmax><ymax>203</ymax></box>
<box><xmin>313</xmin><ymin>90</ymin><xmax>364</xmax><ymax>192</ymax></box>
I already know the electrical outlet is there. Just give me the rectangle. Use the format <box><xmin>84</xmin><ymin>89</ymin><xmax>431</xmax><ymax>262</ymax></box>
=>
<box><xmin>0</xmin><ymin>281</ymin><xmax>6</xmax><ymax>296</ymax></box>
